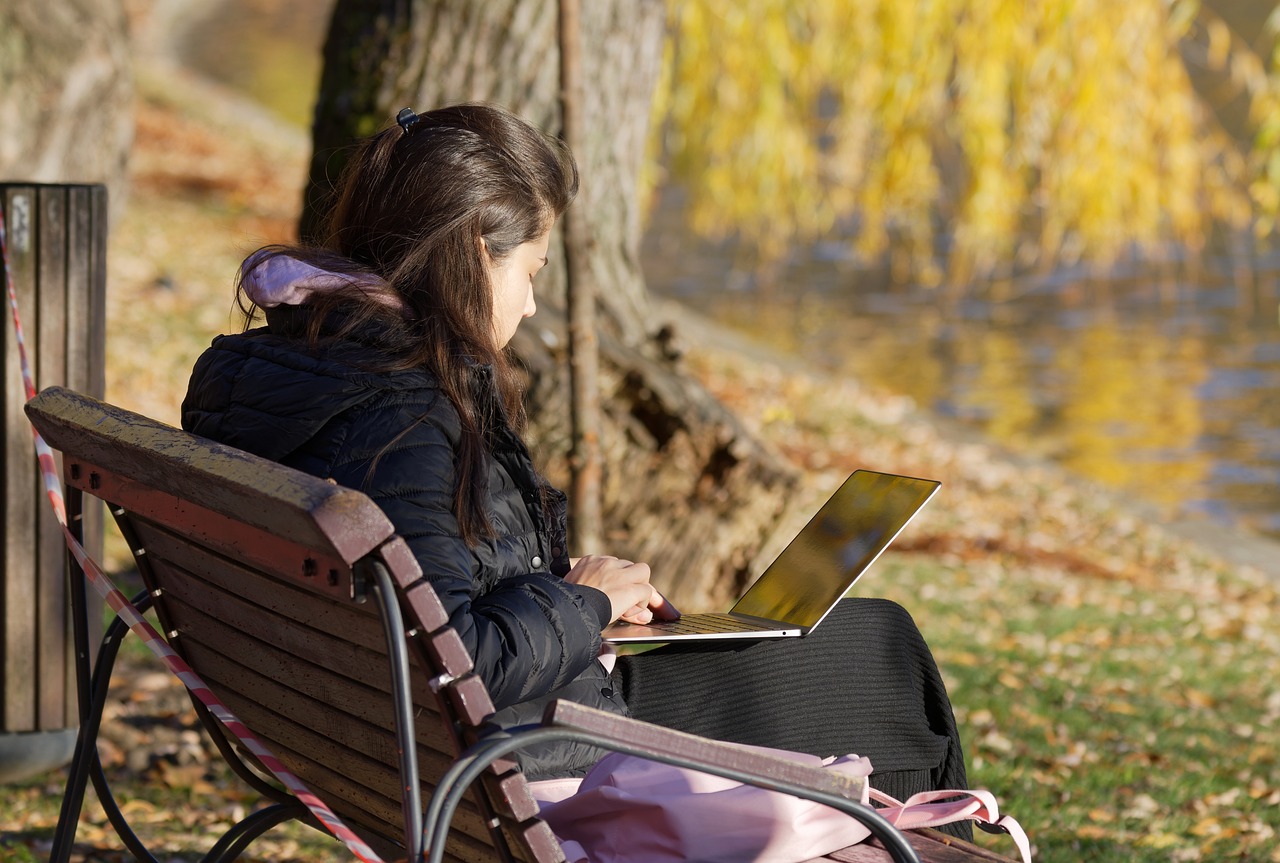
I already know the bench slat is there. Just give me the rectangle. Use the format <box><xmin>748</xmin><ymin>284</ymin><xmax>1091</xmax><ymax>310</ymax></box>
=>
<box><xmin>226</xmin><ymin>728</ymin><xmax>501</xmax><ymax>863</ymax></box>
<box><xmin>132</xmin><ymin>518</ymin><xmax>389</xmax><ymax>651</ymax></box>
<box><xmin>207</xmin><ymin>685</ymin><xmax>496</xmax><ymax>843</ymax></box>
<box><xmin>146</xmin><ymin>555</ymin><xmax>395</xmax><ymax>687</ymax></box>
<box><xmin>171</xmin><ymin>625</ymin><xmax>456</xmax><ymax>766</ymax></box>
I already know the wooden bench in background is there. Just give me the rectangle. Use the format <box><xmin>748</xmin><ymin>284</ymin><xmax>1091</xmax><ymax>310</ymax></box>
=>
<box><xmin>26</xmin><ymin>385</ymin><xmax>1016</xmax><ymax>863</ymax></box>
<box><xmin>1</xmin><ymin>184</ymin><xmax>106</xmax><ymax>783</ymax></box>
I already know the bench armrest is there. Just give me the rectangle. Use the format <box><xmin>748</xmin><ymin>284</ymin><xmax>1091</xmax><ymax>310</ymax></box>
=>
<box><xmin>422</xmin><ymin>699</ymin><xmax>920</xmax><ymax>863</ymax></box>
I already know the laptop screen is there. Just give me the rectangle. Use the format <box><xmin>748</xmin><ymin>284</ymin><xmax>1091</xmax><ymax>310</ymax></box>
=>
<box><xmin>729</xmin><ymin>470</ymin><xmax>940</xmax><ymax>628</ymax></box>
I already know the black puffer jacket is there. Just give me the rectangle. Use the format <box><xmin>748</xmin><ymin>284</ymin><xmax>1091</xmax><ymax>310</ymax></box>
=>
<box><xmin>181</xmin><ymin>308</ymin><xmax>624</xmax><ymax>779</ymax></box>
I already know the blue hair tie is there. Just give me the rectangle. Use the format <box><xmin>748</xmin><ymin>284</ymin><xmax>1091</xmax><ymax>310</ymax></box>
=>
<box><xmin>396</xmin><ymin>108</ymin><xmax>421</xmax><ymax>133</ymax></box>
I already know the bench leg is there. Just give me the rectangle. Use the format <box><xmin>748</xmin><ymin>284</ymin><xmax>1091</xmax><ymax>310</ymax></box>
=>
<box><xmin>51</xmin><ymin>598</ymin><xmax>161</xmax><ymax>863</ymax></box>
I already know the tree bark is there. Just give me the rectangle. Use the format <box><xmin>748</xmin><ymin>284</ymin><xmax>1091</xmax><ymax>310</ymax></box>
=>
<box><xmin>306</xmin><ymin>0</ymin><xmax>798</xmax><ymax>608</ymax></box>
<box><xmin>0</xmin><ymin>0</ymin><xmax>133</xmax><ymax>214</ymax></box>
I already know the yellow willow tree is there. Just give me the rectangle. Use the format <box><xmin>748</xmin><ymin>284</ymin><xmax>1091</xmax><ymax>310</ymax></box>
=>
<box><xmin>658</xmin><ymin>0</ymin><xmax>1270</xmax><ymax>285</ymax></box>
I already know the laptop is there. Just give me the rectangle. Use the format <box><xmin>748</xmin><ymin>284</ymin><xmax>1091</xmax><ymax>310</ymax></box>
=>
<box><xmin>601</xmin><ymin>469</ymin><xmax>940</xmax><ymax>643</ymax></box>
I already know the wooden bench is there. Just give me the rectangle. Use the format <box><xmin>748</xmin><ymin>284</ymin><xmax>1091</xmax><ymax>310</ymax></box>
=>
<box><xmin>27</xmin><ymin>386</ymin><xmax>1015</xmax><ymax>863</ymax></box>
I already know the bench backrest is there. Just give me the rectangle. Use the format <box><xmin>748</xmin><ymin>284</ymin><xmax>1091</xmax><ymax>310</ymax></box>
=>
<box><xmin>25</xmin><ymin>386</ymin><xmax>563</xmax><ymax>863</ymax></box>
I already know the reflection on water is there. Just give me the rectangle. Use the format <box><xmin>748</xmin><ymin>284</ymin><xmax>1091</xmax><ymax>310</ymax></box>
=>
<box><xmin>642</xmin><ymin>189</ymin><xmax>1280</xmax><ymax>542</ymax></box>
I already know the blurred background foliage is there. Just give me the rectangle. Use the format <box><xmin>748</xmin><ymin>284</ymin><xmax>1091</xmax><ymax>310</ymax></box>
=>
<box><xmin>179</xmin><ymin>0</ymin><xmax>1280</xmax><ymax>284</ymax></box>
<box><xmin>155</xmin><ymin>0</ymin><xmax>1280</xmax><ymax>542</ymax></box>
<box><xmin>657</xmin><ymin>0</ymin><xmax>1280</xmax><ymax>283</ymax></box>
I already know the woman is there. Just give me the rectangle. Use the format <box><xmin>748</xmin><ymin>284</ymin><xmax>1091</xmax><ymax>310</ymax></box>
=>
<box><xmin>182</xmin><ymin>104</ymin><xmax>968</xmax><ymax>823</ymax></box>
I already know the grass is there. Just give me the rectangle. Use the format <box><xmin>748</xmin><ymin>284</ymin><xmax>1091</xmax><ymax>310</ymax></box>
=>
<box><xmin>4</xmin><ymin>50</ymin><xmax>1280</xmax><ymax>863</ymax></box>
<box><xmin>862</xmin><ymin>555</ymin><xmax>1280</xmax><ymax>862</ymax></box>
<box><xmin>692</xmin><ymin>347</ymin><xmax>1280</xmax><ymax>863</ymax></box>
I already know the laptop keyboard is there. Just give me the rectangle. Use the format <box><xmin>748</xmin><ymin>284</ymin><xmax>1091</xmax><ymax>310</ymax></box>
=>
<box><xmin>644</xmin><ymin>613</ymin><xmax>771</xmax><ymax>635</ymax></box>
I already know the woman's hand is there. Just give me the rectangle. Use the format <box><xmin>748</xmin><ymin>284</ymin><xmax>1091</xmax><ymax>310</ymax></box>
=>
<box><xmin>564</xmin><ymin>554</ymin><xmax>680</xmax><ymax>625</ymax></box>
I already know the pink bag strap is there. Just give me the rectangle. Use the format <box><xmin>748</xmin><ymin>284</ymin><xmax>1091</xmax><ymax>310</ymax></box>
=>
<box><xmin>867</xmin><ymin>787</ymin><xmax>1033</xmax><ymax>863</ymax></box>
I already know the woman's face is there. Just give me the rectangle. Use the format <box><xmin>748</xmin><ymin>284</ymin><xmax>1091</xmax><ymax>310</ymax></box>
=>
<box><xmin>487</xmin><ymin>227</ymin><xmax>551</xmax><ymax>348</ymax></box>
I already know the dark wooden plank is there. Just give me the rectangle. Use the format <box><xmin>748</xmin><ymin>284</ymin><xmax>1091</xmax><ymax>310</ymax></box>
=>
<box><xmin>52</xmin><ymin>185</ymin><xmax>107</xmax><ymax>399</ymax></box>
<box><xmin>62</xmin><ymin>185</ymin><xmax>104</xmax><ymax>722</ymax></box>
<box><xmin>34</xmin><ymin>186</ymin><xmax>68</xmax><ymax>390</ymax></box>
<box><xmin>2</xmin><ymin>185</ymin><xmax>38</xmax><ymax>733</ymax></box>
<box><xmin>131</xmin><ymin>518</ymin><xmax>387</xmax><ymax>652</ymax></box>
<box><xmin>62</xmin><ymin>187</ymin><xmax>93</xmax><ymax>398</ymax></box>
<box><xmin>34</xmin><ymin>186</ymin><xmax>69</xmax><ymax>731</ymax></box>
<box><xmin>282</xmin><ymin>752</ymin><xmax>502</xmax><ymax>863</ymax></box>
<box><xmin>135</xmin><ymin>521</ymin><xmax>457</xmax><ymax>695</ymax></box>
<box><xmin>205</xmin><ymin>683</ymin><xmax>498</xmax><ymax>847</ymax></box>
<box><xmin>182</xmin><ymin>650</ymin><xmax>510</xmax><ymax>860</ymax></box>
<box><xmin>84</xmin><ymin>186</ymin><xmax>107</xmax><ymax>400</ymax></box>
<box><xmin>135</xmin><ymin>520</ymin><xmax>478</xmax><ymax>704</ymax></box>
<box><xmin>155</xmin><ymin>595</ymin><xmax>482</xmax><ymax>774</ymax></box>
<box><xmin>211</xmin><ymin>678</ymin><xmax>462</xmax><ymax>807</ymax></box>
<box><xmin>147</xmin><ymin>555</ymin><xmax>411</xmax><ymax>694</ymax></box>
<box><xmin>25</xmin><ymin>388</ymin><xmax>394</xmax><ymax>564</ymax></box>
<box><xmin>142</xmin><ymin>562</ymin><xmax>532</xmax><ymax>858</ymax></box>
<box><xmin>438</xmin><ymin>850</ymin><xmax>496</xmax><ymax>863</ymax></box>
<box><xmin>208</xmin><ymin>712</ymin><xmax>501</xmax><ymax>863</ymax></box>
<box><xmin>135</xmin><ymin>522</ymin><xmax>484</xmax><ymax>717</ymax></box>
<box><xmin>172</xmin><ymin>629</ymin><xmax>459</xmax><ymax>772</ymax></box>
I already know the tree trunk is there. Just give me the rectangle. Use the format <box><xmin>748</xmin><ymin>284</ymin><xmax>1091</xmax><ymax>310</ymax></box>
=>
<box><xmin>307</xmin><ymin>0</ymin><xmax>655</xmax><ymax>339</ymax></box>
<box><xmin>0</xmin><ymin>0</ymin><xmax>133</xmax><ymax>214</ymax></box>
<box><xmin>557</xmin><ymin>0</ymin><xmax>605</xmax><ymax>553</ymax></box>
<box><xmin>306</xmin><ymin>0</ymin><xmax>797</xmax><ymax>608</ymax></box>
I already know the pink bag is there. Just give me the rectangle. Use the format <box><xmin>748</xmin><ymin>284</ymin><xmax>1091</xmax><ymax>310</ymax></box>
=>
<box><xmin>531</xmin><ymin>747</ymin><xmax>1031</xmax><ymax>863</ymax></box>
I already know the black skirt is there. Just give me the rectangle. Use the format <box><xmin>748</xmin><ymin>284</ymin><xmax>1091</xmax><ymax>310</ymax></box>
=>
<box><xmin>614</xmin><ymin>597</ymin><xmax>972</xmax><ymax>840</ymax></box>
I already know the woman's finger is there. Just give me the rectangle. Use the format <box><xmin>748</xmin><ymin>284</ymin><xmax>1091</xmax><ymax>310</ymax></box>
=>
<box><xmin>648</xmin><ymin>588</ymin><xmax>680</xmax><ymax>621</ymax></box>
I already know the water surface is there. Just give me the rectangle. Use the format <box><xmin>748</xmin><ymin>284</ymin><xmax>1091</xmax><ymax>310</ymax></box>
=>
<box><xmin>642</xmin><ymin>189</ymin><xmax>1280</xmax><ymax>545</ymax></box>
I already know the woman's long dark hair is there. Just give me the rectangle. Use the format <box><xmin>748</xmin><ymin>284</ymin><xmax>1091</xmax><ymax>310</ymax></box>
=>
<box><xmin>238</xmin><ymin>104</ymin><xmax>578</xmax><ymax>544</ymax></box>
